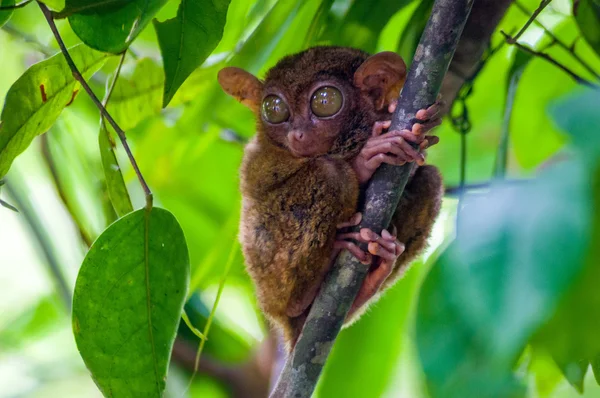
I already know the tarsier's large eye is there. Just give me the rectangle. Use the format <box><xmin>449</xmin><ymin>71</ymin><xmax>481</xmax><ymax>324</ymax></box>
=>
<box><xmin>261</xmin><ymin>95</ymin><xmax>290</xmax><ymax>124</ymax></box>
<box><xmin>311</xmin><ymin>86</ymin><xmax>343</xmax><ymax>117</ymax></box>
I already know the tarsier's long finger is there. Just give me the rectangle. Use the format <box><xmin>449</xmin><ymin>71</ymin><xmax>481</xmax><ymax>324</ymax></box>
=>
<box><xmin>388</xmin><ymin>99</ymin><xmax>398</xmax><ymax>114</ymax></box>
<box><xmin>420</xmin><ymin>135</ymin><xmax>440</xmax><ymax>150</ymax></box>
<box><xmin>371</xmin><ymin>120</ymin><xmax>391</xmax><ymax>137</ymax></box>
<box><xmin>336</xmin><ymin>212</ymin><xmax>362</xmax><ymax>229</ymax></box>
<box><xmin>360</xmin><ymin>228</ymin><xmax>404</xmax><ymax>262</ymax></box>
<box><xmin>361</xmin><ymin>142</ymin><xmax>412</xmax><ymax>163</ymax></box>
<box><xmin>333</xmin><ymin>240</ymin><xmax>371</xmax><ymax>264</ymax></box>
<box><xmin>412</xmin><ymin>118</ymin><xmax>442</xmax><ymax>136</ymax></box>
<box><xmin>415</xmin><ymin>97</ymin><xmax>446</xmax><ymax>121</ymax></box>
<box><xmin>365</xmin><ymin>153</ymin><xmax>407</xmax><ymax>170</ymax></box>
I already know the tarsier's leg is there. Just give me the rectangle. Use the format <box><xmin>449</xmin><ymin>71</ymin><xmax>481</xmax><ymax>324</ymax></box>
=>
<box><xmin>383</xmin><ymin>165</ymin><xmax>443</xmax><ymax>288</ymax></box>
<box><xmin>286</xmin><ymin>213</ymin><xmax>365</xmax><ymax>318</ymax></box>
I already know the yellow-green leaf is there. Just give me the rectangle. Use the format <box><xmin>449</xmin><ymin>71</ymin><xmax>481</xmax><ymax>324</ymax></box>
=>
<box><xmin>0</xmin><ymin>44</ymin><xmax>110</xmax><ymax>179</ymax></box>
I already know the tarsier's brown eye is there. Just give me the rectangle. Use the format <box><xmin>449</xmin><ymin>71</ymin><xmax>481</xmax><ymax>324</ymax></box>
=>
<box><xmin>311</xmin><ymin>86</ymin><xmax>343</xmax><ymax>117</ymax></box>
<box><xmin>261</xmin><ymin>95</ymin><xmax>290</xmax><ymax>124</ymax></box>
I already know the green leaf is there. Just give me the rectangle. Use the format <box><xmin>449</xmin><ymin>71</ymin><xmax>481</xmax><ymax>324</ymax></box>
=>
<box><xmin>531</xmin><ymin>89</ymin><xmax>600</xmax><ymax>393</ymax></box>
<box><xmin>98</xmin><ymin>121</ymin><xmax>132</xmax><ymax>218</ymax></box>
<box><xmin>591</xmin><ymin>354</ymin><xmax>600</xmax><ymax>385</ymax></box>
<box><xmin>66</xmin><ymin>0</ymin><xmax>168</xmax><ymax>53</ymax></box>
<box><xmin>105</xmin><ymin>58</ymin><xmax>163</xmax><ymax>131</ymax></box>
<box><xmin>396</xmin><ymin>0</ymin><xmax>433</xmax><ymax>66</ymax></box>
<box><xmin>0</xmin><ymin>0</ymin><xmax>15</xmax><ymax>28</ymax></box>
<box><xmin>558</xmin><ymin>359</ymin><xmax>588</xmax><ymax>393</ymax></box>
<box><xmin>0</xmin><ymin>44</ymin><xmax>110</xmax><ymax>179</ymax></box>
<box><xmin>574</xmin><ymin>0</ymin><xmax>600</xmax><ymax>59</ymax></box>
<box><xmin>153</xmin><ymin>0</ymin><xmax>231</xmax><ymax>107</ymax></box>
<box><xmin>417</xmin><ymin>159</ymin><xmax>592</xmax><ymax>397</ymax></box>
<box><xmin>335</xmin><ymin>0</ymin><xmax>414</xmax><ymax>52</ymax></box>
<box><xmin>73</xmin><ymin>207</ymin><xmax>190</xmax><ymax>397</ymax></box>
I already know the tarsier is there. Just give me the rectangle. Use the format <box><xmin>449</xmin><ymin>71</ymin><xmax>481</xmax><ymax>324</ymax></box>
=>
<box><xmin>218</xmin><ymin>46</ymin><xmax>443</xmax><ymax>350</ymax></box>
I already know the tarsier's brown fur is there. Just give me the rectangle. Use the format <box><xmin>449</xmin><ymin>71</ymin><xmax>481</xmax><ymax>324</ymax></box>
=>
<box><xmin>218</xmin><ymin>46</ymin><xmax>443</xmax><ymax>350</ymax></box>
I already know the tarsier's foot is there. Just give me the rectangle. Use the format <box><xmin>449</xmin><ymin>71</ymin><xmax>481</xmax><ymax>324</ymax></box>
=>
<box><xmin>334</xmin><ymin>212</ymin><xmax>372</xmax><ymax>264</ymax></box>
<box><xmin>353</xmin><ymin>97</ymin><xmax>444</xmax><ymax>184</ymax></box>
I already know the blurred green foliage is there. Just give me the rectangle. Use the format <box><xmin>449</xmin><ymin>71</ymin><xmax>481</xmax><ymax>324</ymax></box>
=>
<box><xmin>1</xmin><ymin>0</ymin><xmax>600</xmax><ymax>397</ymax></box>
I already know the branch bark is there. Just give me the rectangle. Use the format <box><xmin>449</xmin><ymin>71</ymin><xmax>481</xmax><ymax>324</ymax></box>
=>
<box><xmin>270</xmin><ymin>1</ymin><xmax>475</xmax><ymax>397</ymax></box>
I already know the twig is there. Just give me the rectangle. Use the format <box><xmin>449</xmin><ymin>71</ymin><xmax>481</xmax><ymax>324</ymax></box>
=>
<box><xmin>505</xmin><ymin>0</ymin><xmax>552</xmax><ymax>44</ymax></box>
<box><xmin>0</xmin><ymin>198</ymin><xmax>18</xmax><ymax>211</ymax></box>
<box><xmin>513</xmin><ymin>0</ymin><xmax>600</xmax><ymax>79</ymax></box>
<box><xmin>501</xmin><ymin>31</ymin><xmax>599</xmax><ymax>89</ymax></box>
<box><xmin>269</xmin><ymin>1</ymin><xmax>475</xmax><ymax>397</ymax></box>
<box><xmin>0</xmin><ymin>0</ymin><xmax>32</xmax><ymax>10</ymax></box>
<box><xmin>38</xmin><ymin>2</ymin><xmax>153</xmax><ymax>209</ymax></box>
<box><xmin>3</xmin><ymin>179</ymin><xmax>72</xmax><ymax>309</ymax></box>
<box><xmin>444</xmin><ymin>179</ymin><xmax>531</xmax><ymax>196</ymax></box>
<box><xmin>1</xmin><ymin>23</ymin><xmax>54</xmax><ymax>56</ymax></box>
<box><xmin>40</xmin><ymin>134</ymin><xmax>94</xmax><ymax>247</ymax></box>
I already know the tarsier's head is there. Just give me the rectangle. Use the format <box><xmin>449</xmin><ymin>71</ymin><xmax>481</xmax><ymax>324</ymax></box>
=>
<box><xmin>218</xmin><ymin>46</ymin><xmax>406</xmax><ymax>158</ymax></box>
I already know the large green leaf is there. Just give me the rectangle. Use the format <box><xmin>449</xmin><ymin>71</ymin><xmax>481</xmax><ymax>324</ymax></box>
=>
<box><xmin>417</xmin><ymin>159</ymin><xmax>592</xmax><ymax>397</ymax></box>
<box><xmin>105</xmin><ymin>58</ymin><xmax>163</xmax><ymax>131</ymax></box>
<box><xmin>0</xmin><ymin>0</ymin><xmax>14</xmax><ymax>27</ymax></box>
<box><xmin>574</xmin><ymin>0</ymin><xmax>600</xmax><ymax>59</ymax></box>
<box><xmin>98</xmin><ymin>121</ymin><xmax>132</xmax><ymax>218</ymax></box>
<box><xmin>65</xmin><ymin>0</ymin><xmax>168</xmax><ymax>53</ymax></box>
<box><xmin>0</xmin><ymin>44</ymin><xmax>109</xmax><ymax>179</ymax></box>
<box><xmin>153</xmin><ymin>0</ymin><xmax>231</xmax><ymax>107</ymax></box>
<box><xmin>532</xmin><ymin>89</ymin><xmax>600</xmax><ymax>391</ymax></box>
<box><xmin>73</xmin><ymin>207</ymin><xmax>190</xmax><ymax>397</ymax></box>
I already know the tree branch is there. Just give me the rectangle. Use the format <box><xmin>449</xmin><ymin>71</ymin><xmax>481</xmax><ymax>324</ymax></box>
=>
<box><xmin>269</xmin><ymin>1</ymin><xmax>475</xmax><ymax>397</ymax></box>
<box><xmin>38</xmin><ymin>2</ymin><xmax>153</xmax><ymax>210</ymax></box>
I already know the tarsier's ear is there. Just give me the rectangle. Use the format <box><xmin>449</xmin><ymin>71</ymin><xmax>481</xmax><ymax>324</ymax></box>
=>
<box><xmin>217</xmin><ymin>67</ymin><xmax>264</xmax><ymax>113</ymax></box>
<box><xmin>353</xmin><ymin>52</ymin><xmax>407</xmax><ymax>111</ymax></box>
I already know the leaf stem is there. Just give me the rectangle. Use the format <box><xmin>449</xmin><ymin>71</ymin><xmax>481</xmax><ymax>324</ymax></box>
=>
<box><xmin>0</xmin><ymin>0</ymin><xmax>32</xmax><ymax>10</ymax></box>
<box><xmin>513</xmin><ymin>0</ymin><xmax>600</xmax><ymax>80</ymax></box>
<box><xmin>38</xmin><ymin>2</ymin><xmax>153</xmax><ymax>210</ymax></box>
<box><xmin>501</xmin><ymin>31</ymin><xmax>599</xmax><ymax>89</ymax></box>
<box><xmin>505</xmin><ymin>0</ymin><xmax>552</xmax><ymax>44</ymax></box>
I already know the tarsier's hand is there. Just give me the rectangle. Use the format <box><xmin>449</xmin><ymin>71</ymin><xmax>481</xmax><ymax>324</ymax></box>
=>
<box><xmin>352</xmin><ymin>97</ymin><xmax>444</xmax><ymax>184</ymax></box>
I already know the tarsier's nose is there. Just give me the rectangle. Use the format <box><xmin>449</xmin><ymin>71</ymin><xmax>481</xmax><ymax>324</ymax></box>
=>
<box><xmin>292</xmin><ymin>130</ymin><xmax>305</xmax><ymax>141</ymax></box>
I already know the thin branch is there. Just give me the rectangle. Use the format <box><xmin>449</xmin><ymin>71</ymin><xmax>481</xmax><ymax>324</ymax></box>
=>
<box><xmin>1</xmin><ymin>23</ymin><xmax>54</xmax><ymax>56</ymax></box>
<box><xmin>40</xmin><ymin>134</ymin><xmax>94</xmax><ymax>247</ymax></box>
<box><xmin>513</xmin><ymin>0</ymin><xmax>600</xmax><ymax>80</ymax></box>
<box><xmin>505</xmin><ymin>0</ymin><xmax>552</xmax><ymax>44</ymax></box>
<box><xmin>501</xmin><ymin>31</ymin><xmax>599</xmax><ymax>89</ymax></box>
<box><xmin>38</xmin><ymin>2</ymin><xmax>153</xmax><ymax>209</ymax></box>
<box><xmin>0</xmin><ymin>0</ymin><xmax>32</xmax><ymax>10</ymax></box>
<box><xmin>444</xmin><ymin>179</ymin><xmax>532</xmax><ymax>196</ymax></box>
<box><xmin>269</xmin><ymin>1</ymin><xmax>475</xmax><ymax>397</ymax></box>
